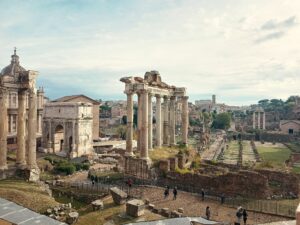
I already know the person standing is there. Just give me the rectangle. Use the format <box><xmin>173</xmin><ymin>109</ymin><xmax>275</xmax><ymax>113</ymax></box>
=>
<box><xmin>236</xmin><ymin>206</ymin><xmax>243</xmax><ymax>225</ymax></box>
<box><xmin>221</xmin><ymin>193</ymin><xmax>225</xmax><ymax>204</ymax></box>
<box><xmin>201</xmin><ymin>188</ymin><xmax>205</xmax><ymax>201</ymax></box>
<box><xmin>164</xmin><ymin>186</ymin><xmax>169</xmax><ymax>199</ymax></box>
<box><xmin>173</xmin><ymin>187</ymin><xmax>178</xmax><ymax>200</ymax></box>
<box><xmin>205</xmin><ymin>206</ymin><xmax>211</xmax><ymax>220</ymax></box>
<box><xmin>242</xmin><ymin>209</ymin><xmax>248</xmax><ymax>225</ymax></box>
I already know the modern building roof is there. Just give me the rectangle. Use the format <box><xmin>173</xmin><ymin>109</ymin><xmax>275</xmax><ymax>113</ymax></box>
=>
<box><xmin>53</xmin><ymin>94</ymin><xmax>100</xmax><ymax>105</ymax></box>
<box><xmin>126</xmin><ymin>216</ymin><xmax>223</xmax><ymax>225</ymax></box>
<box><xmin>0</xmin><ymin>198</ymin><xmax>66</xmax><ymax>225</ymax></box>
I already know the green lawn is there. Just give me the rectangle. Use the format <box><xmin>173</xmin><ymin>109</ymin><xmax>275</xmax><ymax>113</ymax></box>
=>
<box><xmin>256</xmin><ymin>144</ymin><xmax>291</xmax><ymax>168</ymax></box>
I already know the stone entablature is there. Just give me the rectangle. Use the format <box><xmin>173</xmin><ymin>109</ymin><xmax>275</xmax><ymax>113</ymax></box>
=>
<box><xmin>120</xmin><ymin>70</ymin><xmax>189</xmax><ymax>165</ymax></box>
<box><xmin>42</xmin><ymin>102</ymin><xmax>94</xmax><ymax>158</ymax></box>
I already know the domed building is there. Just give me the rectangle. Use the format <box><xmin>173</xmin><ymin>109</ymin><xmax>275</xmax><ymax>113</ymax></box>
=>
<box><xmin>0</xmin><ymin>48</ymin><xmax>46</xmax><ymax>152</ymax></box>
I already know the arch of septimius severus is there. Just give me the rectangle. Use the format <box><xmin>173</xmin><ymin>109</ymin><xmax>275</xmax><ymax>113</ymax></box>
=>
<box><xmin>120</xmin><ymin>71</ymin><xmax>189</xmax><ymax>165</ymax></box>
<box><xmin>0</xmin><ymin>49</ymin><xmax>40</xmax><ymax>181</ymax></box>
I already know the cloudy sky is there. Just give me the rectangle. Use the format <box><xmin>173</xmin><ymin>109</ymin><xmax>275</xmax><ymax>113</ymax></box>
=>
<box><xmin>0</xmin><ymin>0</ymin><xmax>299</xmax><ymax>105</ymax></box>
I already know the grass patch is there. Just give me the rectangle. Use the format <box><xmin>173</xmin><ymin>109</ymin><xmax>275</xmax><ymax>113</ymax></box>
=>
<box><xmin>256</xmin><ymin>145</ymin><xmax>291</xmax><ymax>168</ymax></box>
<box><xmin>0</xmin><ymin>179</ymin><xmax>58</xmax><ymax>213</ymax></box>
<box><xmin>149</xmin><ymin>146</ymin><xmax>179</xmax><ymax>162</ymax></box>
<box><xmin>175</xmin><ymin>167</ymin><xmax>192</xmax><ymax>174</ymax></box>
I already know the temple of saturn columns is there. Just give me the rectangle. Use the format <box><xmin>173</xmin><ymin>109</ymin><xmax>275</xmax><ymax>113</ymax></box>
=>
<box><xmin>120</xmin><ymin>71</ymin><xmax>189</xmax><ymax>164</ymax></box>
<box><xmin>0</xmin><ymin>49</ymin><xmax>40</xmax><ymax>181</ymax></box>
<box><xmin>253</xmin><ymin>108</ymin><xmax>266</xmax><ymax>130</ymax></box>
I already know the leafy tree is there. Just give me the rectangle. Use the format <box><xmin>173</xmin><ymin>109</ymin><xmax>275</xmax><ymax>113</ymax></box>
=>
<box><xmin>211</xmin><ymin>113</ymin><xmax>231</xmax><ymax>130</ymax></box>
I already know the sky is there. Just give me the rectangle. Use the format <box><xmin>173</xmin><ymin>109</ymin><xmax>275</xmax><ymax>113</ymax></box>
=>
<box><xmin>0</xmin><ymin>0</ymin><xmax>300</xmax><ymax>106</ymax></box>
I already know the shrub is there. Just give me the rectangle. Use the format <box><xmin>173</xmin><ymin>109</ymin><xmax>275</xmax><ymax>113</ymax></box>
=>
<box><xmin>175</xmin><ymin>167</ymin><xmax>192</xmax><ymax>174</ymax></box>
<box><xmin>55</xmin><ymin>162</ymin><xmax>76</xmax><ymax>175</ymax></box>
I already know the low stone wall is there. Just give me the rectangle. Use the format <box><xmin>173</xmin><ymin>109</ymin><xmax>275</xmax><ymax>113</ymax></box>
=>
<box><xmin>159</xmin><ymin>170</ymin><xmax>270</xmax><ymax>198</ymax></box>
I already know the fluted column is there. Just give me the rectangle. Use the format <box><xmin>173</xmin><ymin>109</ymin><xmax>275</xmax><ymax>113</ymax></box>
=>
<box><xmin>0</xmin><ymin>88</ymin><xmax>8</xmax><ymax>170</ymax></box>
<box><xmin>169</xmin><ymin>96</ymin><xmax>176</xmax><ymax>146</ymax></box>
<box><xmin>148</xmin><ymin>93</ymin><xmax>153</xmax><ymax>150</ymax></box>
<box><xmin>163</xmin><ymin>96</ymin><xmax>170</xmax><ymax>146</ymax></box>
<box><xmin>27</xmin><ymin>89</ymin><xmax>38</xmax><ymax>169</ymax></box>
<box><xmin>263</xmin><ymin>112</ymin><xmax>266</xmax><ymax>130</ymax></box>
<box><xmin>47</xmin><ymin>120</ymin><xmax>53</xmax><ymax>152</ymax></box>
<box><xmin>125</xmin><ymin>91</ymin><xmax>134</xmax><ymax>156</ymax></box>
<box><xmin>181</xmin><ymin>96</ymin><xmax>189</xmax><ymax>145</ymax></box>
<box><xmin>16</xmin><ymin>90</ymin><xmax>27</xmax><ymax>168</ymax></box>
<box><xmin>140</xmin><ymin>90</ymin><xmax>149</xmax><ymax>161</ymax></box>
<box><xmin>258</xmin><ymin>112</ymin><xmax>261</xmax><ymax>129</ymax></box>
<box><xmin>155</xmin><ymin>95</ymin><xmax>162</xmax><ymax>147</ymax></box>
<box><xmin>252</xmin><ymin>112</ymin><xmax>256</xmax><ymax>129</ymax></box>
<box><xmin>137</xmin><ymin>93</ymin><xmax>142</xmax><ymax>152</ymax></box>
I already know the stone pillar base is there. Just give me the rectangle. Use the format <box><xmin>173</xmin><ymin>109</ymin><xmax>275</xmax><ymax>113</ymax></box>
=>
<box><xmin>141</xmin><ymin>157</ymin><xmax>152</xmax><ymax>166</ymax></box>
<box><xmin>125</xmin><ymin>152</ymin><xmax>135</xmax><ymax>157</ymax></box>
<box><xmin>25</xmin><ymin>168</ymin><xmax>40</xmax><ymax>182</ymax></box>
<box><xmin>16</xmin><ymin>162</ymin><xmax>27</xmax><ymax>170</ymax></box>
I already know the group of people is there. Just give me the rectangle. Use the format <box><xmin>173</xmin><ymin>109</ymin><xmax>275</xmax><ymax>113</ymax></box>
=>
<box><xmin>163</xmin><ymin>187</ymin><xmax>248</xmax><ymax>224</ymax></box>
<box><xmin>164</xmin><ymin>186</ymin><xmax>178</xmax><ymax>200</ymax></box>
<box><xmin>236</xmin><ymin>206</ymin><xmax>248</xmax><ymax>225</ymax></box>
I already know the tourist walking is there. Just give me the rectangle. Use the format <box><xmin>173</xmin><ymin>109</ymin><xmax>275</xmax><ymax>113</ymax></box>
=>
<box><xmin>201</xmin><ymin>188</ymin><xmax>205</xmax><ymax>201</ymax></box>
<box><xmin>173</xmin><ymin>187</ymin><xmax>178</xmax><ymax>200</ymax></box>
<box><xmin>205</xmin><ymin>206</ymin><xmax>211</xmax><ymax>220</ymax></box>
<box><xmin>164</xmin><ymin>186</ymin><xmax>169</xmax><ymax>199</ymax></box>
<box><xmin>242</xmin><ymin>209</ymin><xmax>248</xmax><ymax>225</ymax></box>
<box><xmin>236</xmin><ymin>206</ymin><xmax>243</xmax><ymax>225</ymax></box>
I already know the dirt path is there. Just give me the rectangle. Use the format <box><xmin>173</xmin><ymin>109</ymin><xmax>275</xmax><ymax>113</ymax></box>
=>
<box><xmin>134</xmin><ymin>186</ymin><xmax>291</xmax><ymax>225</ymax></box>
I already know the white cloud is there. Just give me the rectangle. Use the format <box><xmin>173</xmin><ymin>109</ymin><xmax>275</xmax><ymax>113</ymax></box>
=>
<box><xmin>0</xmin><ymin>0</ymin><xmax>300</xmax><ymax>105</ymax></box>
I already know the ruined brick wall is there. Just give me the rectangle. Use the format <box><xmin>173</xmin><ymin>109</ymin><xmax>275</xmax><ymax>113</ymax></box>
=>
<box><xmin>159</xmin><ymin>170</ymin><xmax>270</xmax><ymax>198</ymax></box>
<box><xmin>256</xmin><ymin>169</ymin><xmax>299</xmax><ymax>196</ymax></box>
<box><xmin>124</xmin><ymin>157</ymin><xmax>150</xmax><ymax>179</ymax></box>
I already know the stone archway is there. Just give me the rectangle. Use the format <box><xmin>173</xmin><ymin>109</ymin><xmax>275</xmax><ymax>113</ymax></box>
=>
<box><xmin>54</xmin><ymin>125</ymin><xmax>64</xmax><ymax>152</ymax></box>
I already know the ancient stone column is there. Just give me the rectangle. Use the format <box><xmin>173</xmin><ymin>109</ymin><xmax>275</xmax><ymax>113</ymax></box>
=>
<box><xmin>47</xmin><ymin>120</ymin><xmax>53</xmax><ymax>152</ymax></box>
<box><xmin>252</xmin><ymin>112</ymin><xmax>256</xmax><ymax>129</ymax></box>
<box><xmin>262</xmin><ymin>112</ymin><xmax>266</xmax><ymax>130</ymax></box>
<box><xmin>258</xmin><ymin>111</ymin><xmax>261</xmax><ymax>129</ymax></box>
<box><xmin>155</xmin><ymin>95</ymin><xmax>162</xmax><ymax>148</ymax></box>
<box><xmin>169</xmin><ymin>96</ymin><xmax>176</xmax><ymax>146</ymax></box>
<box><xmin>140</xmin><ymin>90</ymin><xmax>149</xmax><ymax>161</ymax></box>
<box><xmin>181</xmin><ymin>96</ymin><xmax>189</xmax><ymax>145</ymax></box>
<box><xmin>125</xmin><ymin>91</ymin><xmax>134</xmax><ymax>156</ymax></box>
<box><xmin>137</xmin><ymin>93</ymin><xmax>142</xmax><ymax>152</ymax></box>
<box><xmin>16</xmin><ymin>90</ymin><xmax>27</xmax><ymax>168</ymax></box>
<box><xmin>27</xmin><ymin>89</ymin><xmax>38</xmax><ymax>169</ymax></box>
<box><xmin>163</xmin><ymin>96</ymin><xmax>169</xmax><ymax>146</ymax></box>
<box><xmin>148</xmin><ymin>93</ymin><xmax>153</xmax><ymax>150</ymax></box>
<box><xmin>0</xmin><ymin>88</ymin><xmax>8</xmax><ymax>170</ymax></box>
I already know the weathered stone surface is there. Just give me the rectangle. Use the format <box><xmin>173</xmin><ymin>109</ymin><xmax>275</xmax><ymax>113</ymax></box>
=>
<box><xmin>171</xmin><ymin>210</ymin><xmax>182</xmax><ymax>218</ymax></box>
<box><xmin>110</xmin><ymin>187</ymin><xmax>127</xmax><ymax>205</ymax></box>
<box><xmin>66</xmin><ymin>212</ymin><xmax>79</xmax><ymax>224</ymax></box>
<box><xmin>91</xmin><ymin>199</ymin><xmax>104</xmax><ymax>211</ymax></box>
<box><xmin>126</xmin><ymin>199</ymin><xmax>145</xmax><ymax>217</ymax></box>
<box><xmin>178</xmin><ymin>208</ymin><xmax>184</xmax><ymax>213</ymax></box>
<box><xmin>25</xmin><ymin>168</ymin><xmax>40</xmax><ymax>182</ymax></box>
<box><xmin>161</xmin><ymin>208</ymin><xmax>170</xmax><ymax>217</ymax></box>
<box><xmin>148</xmin><ymin>204</ymin><xmax>155</xmax><ymax>210</ymax></box>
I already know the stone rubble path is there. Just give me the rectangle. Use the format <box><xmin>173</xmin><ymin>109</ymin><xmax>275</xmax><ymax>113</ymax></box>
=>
<box><xmin>132</xmin><ymin>186</ymin><xmax>290</xmax><ymax>225</ymax></box>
